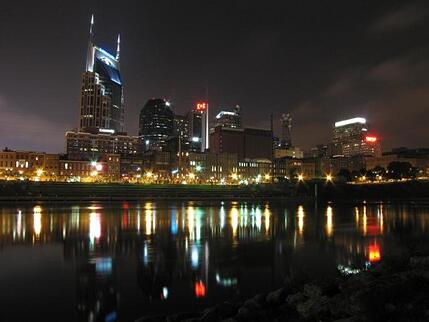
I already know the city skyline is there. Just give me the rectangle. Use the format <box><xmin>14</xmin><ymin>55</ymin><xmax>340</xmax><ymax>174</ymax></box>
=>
<box><xmin>1</xmin><ymin>1</ymin><xmax>429</xmax><ymax>153</ymax></box>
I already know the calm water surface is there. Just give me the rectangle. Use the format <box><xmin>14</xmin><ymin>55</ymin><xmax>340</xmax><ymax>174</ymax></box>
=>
<box><xmin>0</xmin><ymin>200</ymin><xmax>428</xmax><ymax>321</ymax></box>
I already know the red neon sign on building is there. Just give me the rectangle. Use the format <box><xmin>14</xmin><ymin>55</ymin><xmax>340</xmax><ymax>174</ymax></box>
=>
<box><xmin>365</xmin><ymin>136</ymin><xmax>377</xmax><ymax>143</ymax></box>
<box><xmin>195</xmin><ymin>102</ymin><xmax>207</xmax><ymax>111</ymax></box>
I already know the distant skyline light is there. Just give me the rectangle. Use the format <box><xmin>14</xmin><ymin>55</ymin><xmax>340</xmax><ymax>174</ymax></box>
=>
<box><xmin>335</xmin><ymin>117</ymin><xmax>367</xmax><ymax>128</ymax></box>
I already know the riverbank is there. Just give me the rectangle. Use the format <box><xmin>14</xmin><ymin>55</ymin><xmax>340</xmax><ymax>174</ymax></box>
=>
<box><xmin>1</xmin><ymin>180</ymin><xmax>429</xmax><ymax>202</ymax></box>
<box><xmin>136</xmin><ymin>254</ymin><xmax>429</xmax><ymax>321</ymax></box>
<box><xmin>0</xmin><ymin>181</ymin><xmax>301</xmax><ymax>202</ymax></box>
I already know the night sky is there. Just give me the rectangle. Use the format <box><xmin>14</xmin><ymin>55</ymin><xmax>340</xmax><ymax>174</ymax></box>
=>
<box><xmin>1</xmin><ymin>0</ymin><xmax>428</xmax><ymax>153</ymax></box>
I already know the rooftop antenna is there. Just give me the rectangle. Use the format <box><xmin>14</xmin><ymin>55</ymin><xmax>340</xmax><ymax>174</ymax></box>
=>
<box><xmin>89</xmin><ymin>14</ymin><xmax>94</xmax><ymax>38</ymax></box>
<box><xmin>116</xmin><ymin>34</ymin><xmax>121</xmax><ymax>61</ymax></box>
<box><xmin>86</xmin><ymin>14</ymin><xmax>95</xmax><ymax>72</ymax></box>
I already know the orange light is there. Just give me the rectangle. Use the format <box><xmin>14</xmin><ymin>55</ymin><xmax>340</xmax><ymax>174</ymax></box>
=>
<box><xmin>196</xmin><ymin>102</ymin><xmax>207</xmax><ymax>111</ymax></box>
<box><xmin>365</xmin><ymin>136</ymin><xmax>377</xmax><ymax>143</ymax></box>
<box><xmin>194</xmin><ymin>281</ymin><xmax>206</xmax><ymax>298</ymax></box>
<box><xmin>368</xmin><ymin>244</ymin><xmax>381</xmax><ymax>262</ymax></box>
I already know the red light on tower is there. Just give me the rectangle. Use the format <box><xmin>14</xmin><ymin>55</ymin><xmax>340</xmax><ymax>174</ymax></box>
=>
<box><xmin>196</xmin><ymin>102</ymin><xmax>207</xmax><ymax>111</ymax></box>
<box><xmin>365</xmin><ymin>136</ymin><xmax>377</xmax><ymax>143</ymax></box>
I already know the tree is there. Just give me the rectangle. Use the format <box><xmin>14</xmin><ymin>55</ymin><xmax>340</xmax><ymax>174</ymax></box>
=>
<box><xmin>387</xmin><ymin>162</ymin><xmax>416</xmax><ymax>179</ymax></box>
<box><xmin>337</xmin><ymin>168</ymin><xmax>352</xmax><ymax>182</ymax></box>
<box><xmin>365</xmin><ymin>166</ymin><xmax>386</xmax><ymax>181</ymax></box>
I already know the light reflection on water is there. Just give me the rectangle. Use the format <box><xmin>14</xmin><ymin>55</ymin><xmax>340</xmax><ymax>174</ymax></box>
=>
<box><xmin>0</xmin><ymin>201</ymin><xmax>429</xmax><ymax>321</ymax></box>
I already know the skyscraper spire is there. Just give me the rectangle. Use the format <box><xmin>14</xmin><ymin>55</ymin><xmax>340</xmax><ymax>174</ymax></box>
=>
<box><xmin>89</xmin><ymin>14</ymin><xmax>94</xmax><ymax>37</ymax></box>
<box><xmin>86</xmin><ymin>14</ymin><xmax>95</xmax><ymax>72</ymax></box>
<box><xmin>116</xmin><ymin>34</ymin><xmax>121</xmax><ymax>61</ymax></box>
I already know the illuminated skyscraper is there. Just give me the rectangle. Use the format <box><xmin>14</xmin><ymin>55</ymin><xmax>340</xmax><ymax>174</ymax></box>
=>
<box><xmin>214</xmin><ymin>105</ymin><xmax>241</xmax><ymax>129</ymax></box>
<box><xmin>188</xmin><ymin>102</ymin><xmax>209</xmax><ymax>152</ymax></box>
<box><xmin>332</xmin><ymin>117</ymin><xmax>381</xmax><ymax>157</ymax></box>
<box><xmin>79</xmin><ymin>15</ymin><xmax>125</xmax><ymax>134</ymax></box>
<box><xmin>139</xmin><ymin>99</ymin><xmax>174</xmax><ymax>151</ymax></box>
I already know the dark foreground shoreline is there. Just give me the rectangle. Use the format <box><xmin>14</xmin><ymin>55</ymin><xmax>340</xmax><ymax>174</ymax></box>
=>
<box><xmin>136</xmin><ymin>254</ymin><xmax>429</xmax><ymax>322</ymax></box>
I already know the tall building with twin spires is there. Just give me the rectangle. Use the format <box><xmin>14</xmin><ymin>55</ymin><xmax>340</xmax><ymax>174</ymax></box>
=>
<box><xmin>65</xmin><ymin>15</ymin><xmax>138</xmax><ymax>161</ymax></box>
<box><xmin>79</xmin><ymin>15</ymin><xmax>125</xmax><ymax>134</ymax></box>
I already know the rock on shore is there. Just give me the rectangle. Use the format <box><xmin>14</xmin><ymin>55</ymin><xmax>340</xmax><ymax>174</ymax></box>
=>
<box><xmin>136</xmin><ymin>255</ymin><xmax>429</xmax><ymax>322</ymax></box>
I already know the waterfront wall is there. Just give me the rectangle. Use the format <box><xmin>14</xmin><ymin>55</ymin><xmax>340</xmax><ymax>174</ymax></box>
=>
<box><xmin>1</xmin><ymin>180</ymin><xmax>429</xmax><ymax>202</ymax></box>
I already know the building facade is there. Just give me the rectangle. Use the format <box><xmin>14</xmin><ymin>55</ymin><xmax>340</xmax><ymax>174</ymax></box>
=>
<box><xmin>210</xmin><ymin>126</ymin><xmax>272</xmax><ymax>161</ymax></box>
<box><xmin>139</xmin><ymin>98</ymin><xmax>174</xmax><ymax>152</ymax></box>
<box><xmin>80</xmin><ymin>15</ymin><xmax>124</xmax><ymax>133</ymax></box>
<box><xmin>274</xmin><ymin>147</ymin><xmax>303</xmax><ymax>159</ymax></box>
<box><xmin>58</xmin><ymin>154</ymin><xmax>120</xmax><ymax>181</ymax></box>
<box><xmin>188</xmin><ymin>102</ymin><xmax>209</xmax><ymax>152</ymax></box>
<box><xmin>332</xmin><ymin>117</ymin><xmax>381</xmax><ymax>157</ymax></box>
<box><xmin>280</xmin><ymin>113</ymin><xmax>292</xmax><ymax>148</ymax></box>
<box><xmin>243</xmin><ymin>128</ymin><xmax>273</xmax><ymax>160</ymax></box>
<box><xmin>214</xmin><ymin>105</ymin><xmax>241</xmax><ymax>129</ymax></box>
<box><xmin>65</xmin><ymin>131</ymin><xmax>140</xmax><ymax>160</ymax></box>
<box><xmin>0</xmin><ymin>150</ymin><xmax>59</xmax><ymax>179</ymax></box>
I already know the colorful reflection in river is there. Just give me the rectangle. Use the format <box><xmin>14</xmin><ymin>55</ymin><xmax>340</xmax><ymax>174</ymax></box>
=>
<box><xmin>0</xmin><ymin>201</ymin><xmax>429</xmax><ymax>321</ymax></box>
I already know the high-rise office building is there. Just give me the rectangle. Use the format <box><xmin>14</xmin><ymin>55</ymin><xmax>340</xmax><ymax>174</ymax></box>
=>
<box><xmin>139</xmin><ymin>99</ymin><xmax>174</xmax><ymax>151</ymax></box>
<box><xmin>280</xmin><ymin>113</ymin><xmax>292</xmax><ymax>148</ymax></box>
<box><xmin>188</xmin><ymin>102</ymin><xmax>209</xmax><ymax>152</ymax></box>
<box><xmin>172</xmin><ymin>114</ymin><xmax>190</xmax><ymax>153</ymax></box>
<box><xmin>79</xmin><ymin>15</ymin><xmax>125</xmax><ymax>134</ymax></box>
<box><xmin>210</xmin><ymin>126</ymin><xmax>273</xmax><ymax>160</ymax></box>
<box><xmin>214</xmin><ymin>105</ymin><xmax>241</xmax><ymax>129</ymax></box>
<box><xmin>332</xmin><ymin>117</ymin><xmax>381</xmax><ymax>157</ymax></box>
<box><xmin>173</xmin><ymin>114</ymin><xmax>189</xmax><ymax>141</ymax></box>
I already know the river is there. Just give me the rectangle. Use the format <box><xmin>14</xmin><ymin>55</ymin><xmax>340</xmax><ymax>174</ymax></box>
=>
<box><xmin>0</xmin><ymin>200</ymin><xmax>428</xmax><ymax>321</ymax></box>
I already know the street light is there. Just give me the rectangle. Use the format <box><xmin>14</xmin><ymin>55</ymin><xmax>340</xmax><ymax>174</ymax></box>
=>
<box><xmin>298</xmin><ymin>174</ymin><xmax>304</xmax><ymax>181</ymax></box>
<box><xmin>326</xmin><ymin>174</ymin><xmax>333</xmax><ymax>182</ymax></box>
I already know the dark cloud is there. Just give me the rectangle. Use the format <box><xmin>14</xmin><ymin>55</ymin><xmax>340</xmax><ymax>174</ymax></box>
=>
<box><xmin>290</xmin><ymin>48</ymin><xmax>429</xmax><ymax>149</ymax></box>
<box><xmin>370</xmin><ymin>3</ymin><xmax>429</xmax><ymax>33</ymax></box>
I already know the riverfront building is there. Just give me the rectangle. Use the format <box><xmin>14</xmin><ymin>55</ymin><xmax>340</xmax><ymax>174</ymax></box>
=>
<box><xmin>58</xmin><ymin>154</ymin><xmax>120</xmax><ymax>181</ymax></box>
<box><xmin>0</xmin><ymin>149</ymin><xmax>59</xmax><ymax>179</ymax></box>
<box><xmin>65</xmin><ymin>130</ymin><xmax>140</xmax><ymax>160</ymax></box>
